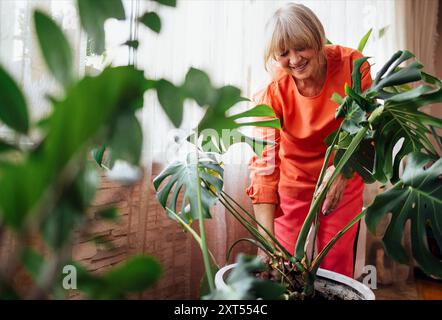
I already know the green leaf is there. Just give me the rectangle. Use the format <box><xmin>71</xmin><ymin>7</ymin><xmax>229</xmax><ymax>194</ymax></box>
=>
<box><xmin>345</xmin><ymin>82</ymin><xmax>376</xmax><ymax>112</ymax></box>
<box><xmin>21</xmin><ymin>248</ymin><xmax>45</xmax><ymax>282</ymax></box>
<box><xmin>229</xmin><ymin>104</ymin><xmax>277</xmax><ymax>120</ymax></box>
<box><xmin>373</xmin><ymin>50</ymin><xmax>417</xmax><ymax>87</ymax></box>
<box><xmin>109</xmin><ymin>114</ymin><xmax>143</xmax><ymax>165</ymax></box>
<box><xmin>104</xmin><ymin>255</ymin><xmax>162</xmax><ymax>293</ymax></box>
<box><xmin>34</xmin><ymin>10</ymin><xmax>73</xmax><ymax>88</ymax></box>
<box><xmin>139</xmin><ymin>12</ymin><xmax>161</xmax><ymax>33</ymax></box>
<box><xmin>0</xmin><ymin>280</ymin><xmax>20</xmax><ymax>299</ymax></box>
<box><xmin>123</xmin><ymin>40</ymin><xmax>139</xmax><ymax>49</ymax></box>
<box><xmin>77</xmin><ymin>0</ymin><xmax>126</xmax><ymax>55</ymax></box>
<box><xmin>378</xmin><ymin>25</ymin><xmax>389</xmax><ymax>39</ymax></box>
<box><xmin>183</xmin><ymin>68</ymin><xmax>217</xmax><ymax>106</ymax></box>
<box><xmin>204</xmin><ymin>254</ymin><xmax>284</xmax><ymax>300</ymax></box>
<box><xmin>195</xmin><ymin>85</ymin><xmax>280</xmax><ymax>155</ymax></box>
<box><xmin>386</xmin><ymin>85</ymin><xmax>435</xmax><ymax>103</ymax></box>
<box><xmin>156</xmin><ymin>79</ymin><xmax>184</xmax><ymax>127</ymax></box>
<box><xmin>96</xmin><ymin>207</ymin><xmax>119</xmax><ymax>221</ymax></box>
<box><xmin>357</xmin><ymin>28</ymin><xmax>372</xmax><ymax>53</ymax></box>
<box><xmin>365</xmin><ymin>153</ymin><xmax>442</xmax><ymax>279</ymax></box>
<box><xmin>153</xmin><ymin>151</ymin><xmax>223</xmax><ymax>223</ymax></box>
<box><xmin>73</xmin><ymin>255</ymin><xmax>161</xmax><ymax>299</ymax></box>
<box><xmin>152</xmin><ymin>0</ymin><xmax>177</xmax><ymax>7</ymax></box>
<box><xmin>41</xmin><ymin>201</ymin><xmax>84</xmax><ymax>249</ymax></box>
<box><xmin>372</xmin><ymin>92</ymin><xmax>442</xmax><ymax>183</ymax></box>
<box><xmin>376</xmin><ymin>61</ymin><xmax>423</xmax><ymax>91</ymax></box>
<box><xmin>330</xmin><ymin>92</ymin><xmax>344</xmax><ymax>105</ymax></box>
<box><xmin>0</xmin><ymin>139</ymin><xmax>18</xmax><ymax>153</ymax></box>
<box><xmin>41</xmin><ymin>164</ymin><xmax>98</xmax><ymax>249</ymax></box>
<box><xmin>340</xmin><ymin>100</ymin><xmax>367</xmax><ymax>135</ymax></box>
<box><xmin>92</xmin><ymin>144</ymin><xmax>106</xmax><ymax>167</ymax></box>
<box><xmin>0</xmin><ymin>66</ymin><xmax>146</xmax><ymax>229</ymax></box>
<box><xmin>351</xmin><ymin>57</ymin><xmax>370</xmax><ymax>94</ymax></box>
<box><xmin>334</xmin><ymin>139</ymin><xmax>375</xmax><ymax>183</ymax></box>
<box><xmin>0</xmin><ymin>66</ymin><xmax>29</xmax><ymax>133</ymax></box>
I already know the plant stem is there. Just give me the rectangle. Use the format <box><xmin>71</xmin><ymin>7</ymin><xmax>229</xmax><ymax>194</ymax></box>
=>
<box><xmin>194</xmin><ymin>152</ymin><xmax>215</xmax><ymax>291</ymax></box>
<box><xmin>294</xmin><ymin>128</ymin><xmax>344</xmax><ymax>263</ymax></box>
<box><xmin>311</xmin><ymin>208</ymin><xmax>366</xmax><ymax>273</ymax></box>
<box><xmin>309</xmin><ymin>127</ymin><xmax>342</xmax><ymax>263</ymax></box>
<box><xmin>295</xmin><ymin>106</ymin><xmax>383</xmax><ymax>263</ymax></box>
<box><xmin>166</xmin><ymin>208</ymin><xmax>218</xmax><ymax>267</ymax></box>
<box><xmin>220</xmin><ymin>191</ymin><xmax>293</xmax><ymax>259</ymax></box>
<box><xmin>217</xmin><ymin>196</ymin><xmax>276</xmax><ymax>256</ymax></box>
<box><xmin>226</xmin><ymin>238</ymin><xmax>271</xmax><ymax>262</ymax></box>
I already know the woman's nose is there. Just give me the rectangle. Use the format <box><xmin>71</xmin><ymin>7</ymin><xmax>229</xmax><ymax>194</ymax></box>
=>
<box><xmin>288</xmin><ymin>51</ymin><xmax>302</xmax><ymax>65</ymax></box>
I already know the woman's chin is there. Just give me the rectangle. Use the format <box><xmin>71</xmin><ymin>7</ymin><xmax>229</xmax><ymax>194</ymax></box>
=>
<box><xmin>291</xmin><ymin>71</ymin><xmax>311</xmax><ymax>80</ymax></box>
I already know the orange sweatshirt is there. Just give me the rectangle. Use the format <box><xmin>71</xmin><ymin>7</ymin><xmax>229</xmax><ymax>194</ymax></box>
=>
<box><xmin>246</xmin><ymin>45</ymin><xmax>372</xmax><ymax>204</ymax></box>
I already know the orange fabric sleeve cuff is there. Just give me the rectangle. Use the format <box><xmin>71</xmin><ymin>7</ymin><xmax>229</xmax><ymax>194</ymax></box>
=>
<box><xmin>246</xmin><ymin>184</ymin><xmax>279</xmax><ymax>205</ymax></box>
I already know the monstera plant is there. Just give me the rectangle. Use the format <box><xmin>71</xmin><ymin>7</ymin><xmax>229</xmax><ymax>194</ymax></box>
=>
<box><xmin>154</xmin><ymin>31</ymin><xmax>442</xmax><ymax>298</ymax></box>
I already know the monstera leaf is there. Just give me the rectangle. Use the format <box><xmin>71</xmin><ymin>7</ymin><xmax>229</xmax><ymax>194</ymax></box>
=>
<box><xmin>153</xmin><ymin>152</ymin><xmax>223</xmax><ymax>223</ymax></box>
<box><xmin>365</xmin><ymin>152</ymin><xmax>442</xmax><ymax>279</ymax></box>
<box><xmin>372</xmin><ymin>93</ymin><xmax>442</xmax><ymax>183</ymax></box>
<box><xmin>181</xmin><ymin>68</ymin><xmax>281</xmax><ymax>156</ymax></box>
<box><xmin>333</xmin><ymin>138</ymin><xmax>376</xmax><ymax>183</ymax></box>
<box><xmin>332</xmin><ymin>51</ymin><xmax>442</xmax><ymax>184</ymax></box>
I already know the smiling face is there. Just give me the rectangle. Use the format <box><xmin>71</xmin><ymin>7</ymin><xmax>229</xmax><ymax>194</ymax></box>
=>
<box><xmin>264</xmin><ymin>4</ymin><xmax>327</xmax><ymax>78</ymax></box>
<box><xmin>276</xmin><ymin>47</ymin><xmax>324</xmax><ymax>81</ymax></box>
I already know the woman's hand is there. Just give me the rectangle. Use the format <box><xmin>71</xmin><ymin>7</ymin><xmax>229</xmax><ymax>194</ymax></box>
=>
<box><xmin>316</xmin><ymin>165</ymin><xmax>348</xmax><ymax>216</ymax></box>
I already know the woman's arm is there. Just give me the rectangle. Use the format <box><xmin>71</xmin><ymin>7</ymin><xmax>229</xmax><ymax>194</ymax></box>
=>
<box><xmin>253</xmin><ymin>203</ymin><xmax>276</xmax><ymax>261</ymax></box>
<box><xmin>253</xmin><ymin>203</ymin><xmax>276</xmax><ymax>236</ymax></box>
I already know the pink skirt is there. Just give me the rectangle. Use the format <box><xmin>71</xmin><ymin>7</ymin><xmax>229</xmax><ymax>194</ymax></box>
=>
<box><xmin>274</xmin><ymin>175</ymin><xmax>364</xmax><ymax>278</ymax></box>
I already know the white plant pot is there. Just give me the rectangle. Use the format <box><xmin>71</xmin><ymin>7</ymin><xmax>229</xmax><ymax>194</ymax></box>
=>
<box><xmin>215</xmin><ymin>263</ymin><xmax>375</xmax><ymax>300</ymax></box>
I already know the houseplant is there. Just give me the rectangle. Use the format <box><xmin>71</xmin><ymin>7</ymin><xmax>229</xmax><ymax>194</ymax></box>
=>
<box><xmin>154</xmin><ymin>32</ymin><xmax>442</xmax><ymax>299</ymax></box>
<box><xmin>0</xmin><ymin>0</ymin><xmax>199</xmax><ymax>299</ymax></box>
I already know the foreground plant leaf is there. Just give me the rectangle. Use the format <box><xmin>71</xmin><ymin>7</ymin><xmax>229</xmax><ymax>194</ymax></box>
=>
<box><xmin>139</xmin><ymin>11</ymin><xmax>161</xmax><ymax>33</ymax></box>
<box><xmin>77</xmin><ymin>0</ymin><xmax>126</xmax><ymax>55</ymax></box>
<box><xmin>152</xmin><ymin>0</ymin><xmax>177</xmax><ymax>7</ymax></box>
<box><xmin>74</xmin><ymin>255</ymin><xmax>162</xmax><ymax>299</ymax></box>
<box><xmin>365</xmin><ymin>152</ymin><xmax>442</xmax><ymax>279</ymax></box>
<box><xmin>204</xmin><ymin>254</ymin><xmax>284</xmax><ymax>300</ymax></box>
<box><xmin>108</xmin><ymin>113</ymin><xmax>143</xmax><ymax>165</ymax></box>
<box><xmin>34</xmin><ymin>10</ymin><xmax>74</xmax><ymax>88</ymax></box>
<box><xmin>0</xmin><ymin>66</ymin><xmax>146</xmax><ymax>229</ymax></box>
<box><xmin>0</xmin><ymin>66</ymin><xmax>29</xmax><ymax>133</ymax></box>
<box><xmin>40</xmin><ymin>163</ymin><xmax>98</xmax><ymax>249</ymax></box>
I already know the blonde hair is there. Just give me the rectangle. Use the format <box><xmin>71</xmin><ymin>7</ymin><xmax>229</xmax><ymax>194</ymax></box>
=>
<box><xmin>264</xmin><ymin>3</ymin><xmax>326</xmax><ymax>71</ymax></box>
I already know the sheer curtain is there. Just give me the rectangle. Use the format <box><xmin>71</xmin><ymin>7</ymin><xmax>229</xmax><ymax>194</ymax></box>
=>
<box><xmin>135</xmin><ymin>0</ymin><xmax>403</xmax><ymax>295</ymax></box>
<box><xmin>0</xmin><ymin>0</ymin><xmax>85</xmax><ymax>127</ymax></box>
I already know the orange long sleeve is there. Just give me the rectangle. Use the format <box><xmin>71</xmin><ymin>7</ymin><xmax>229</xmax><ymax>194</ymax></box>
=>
<box><xmin>246</xmin><ymin>45</ymin><xmax>372</xmax><ymax>204</ymax></box>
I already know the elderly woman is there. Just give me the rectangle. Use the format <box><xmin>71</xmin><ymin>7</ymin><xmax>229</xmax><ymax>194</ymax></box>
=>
<box><xmin>246</xmin><ymin>3</ymin><xmax>372</xmax><ymax>278</ymax></box>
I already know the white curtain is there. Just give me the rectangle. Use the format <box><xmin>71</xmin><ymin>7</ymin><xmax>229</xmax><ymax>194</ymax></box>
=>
<box><xmin>0</xmin><ymin>0</ymin><xmax>85</xmax><ymax>127</ymax></box>
<box><xmin>0</xmin><ymin>0</ymin><xmax>135</xmax><ymax>130</ymax></box>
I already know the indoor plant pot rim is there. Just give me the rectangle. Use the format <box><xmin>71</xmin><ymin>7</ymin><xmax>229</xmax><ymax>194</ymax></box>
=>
<box><xmin>215</xmin><ymin>263</ymin><xmax>375</xmax><ymax>300</ymax></box>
